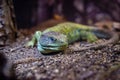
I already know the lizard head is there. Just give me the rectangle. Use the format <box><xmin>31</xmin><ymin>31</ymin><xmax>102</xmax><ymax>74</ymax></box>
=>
<box><xmin>38</xmin><ymin>31</ymin><xmax>68</xmax><ymax>54</ymax></box>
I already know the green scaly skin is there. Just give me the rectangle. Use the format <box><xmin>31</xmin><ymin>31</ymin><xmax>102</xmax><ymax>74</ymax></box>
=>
<box><xmin>27</xmin><ymin>22</ymin><xmax>119</xmax><ymax>54</ymax></box>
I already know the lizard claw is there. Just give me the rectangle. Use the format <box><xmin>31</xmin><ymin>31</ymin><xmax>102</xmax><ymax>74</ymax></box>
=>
<box><xmin>25</xmin><ymin>41</ymin><xmax>35</xmax><ymax>48</ymax></box>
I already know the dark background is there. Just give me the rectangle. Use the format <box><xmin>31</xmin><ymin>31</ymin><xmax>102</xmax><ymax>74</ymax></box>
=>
<box><xmin>13</xmin><ymin>0</ymin><xmax>120</xmax><ymax>29</ymax></box>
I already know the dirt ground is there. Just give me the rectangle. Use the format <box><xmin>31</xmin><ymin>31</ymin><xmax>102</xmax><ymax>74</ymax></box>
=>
<box><xmin>1</xmin><ymin>36</ymin><xmax>120</xmax><ymax>80</ymax></box>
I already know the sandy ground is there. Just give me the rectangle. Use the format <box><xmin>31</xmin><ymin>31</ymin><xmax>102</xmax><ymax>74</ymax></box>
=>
<box><xmin>1</xmin><ymin>37</ymin><xmax>120</xmax><ymax>80</ymax></box>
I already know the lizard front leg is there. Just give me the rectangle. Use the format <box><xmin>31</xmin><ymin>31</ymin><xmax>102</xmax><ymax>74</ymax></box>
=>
<box><xmin>26</xmin><ymin>31</ymin><xmax>42</xmax><ymax>47</ymax></box>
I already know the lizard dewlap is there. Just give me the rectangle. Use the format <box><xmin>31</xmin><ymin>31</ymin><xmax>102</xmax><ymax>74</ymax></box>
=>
<box><xmin>26</xmin><ymin>22</ymin><xmax>119</xmax><ymax>54</ymax></box>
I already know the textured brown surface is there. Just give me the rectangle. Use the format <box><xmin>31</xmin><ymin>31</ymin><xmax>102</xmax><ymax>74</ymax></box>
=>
<box><xmin>1</xmin><ymin>37</ymin><xmax>120</xmax><ymax>80</ymax></box>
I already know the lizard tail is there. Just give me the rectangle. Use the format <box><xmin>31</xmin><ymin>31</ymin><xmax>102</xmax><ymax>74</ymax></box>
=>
<box><xmin>92</xmin><ymin>29</ymin><xmax>111</xmax><ymax>39</ymax></box>
<box><xmin>73</xmin><ymin>30</ymin><xmax>119</xmax><ymax>52</ymax></box>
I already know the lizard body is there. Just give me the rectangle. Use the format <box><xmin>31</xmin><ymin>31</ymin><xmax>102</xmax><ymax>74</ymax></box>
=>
<box><xmin>27</xmin><ymin>22</ymin><xmax>119</xmax><ymax>54</ymax></box>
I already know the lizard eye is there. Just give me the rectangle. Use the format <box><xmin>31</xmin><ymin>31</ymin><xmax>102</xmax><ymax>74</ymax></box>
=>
<box><xmin>50</xmin><ymin>37</ymin><xmax>56</xmax><ymax>41</ymax></box>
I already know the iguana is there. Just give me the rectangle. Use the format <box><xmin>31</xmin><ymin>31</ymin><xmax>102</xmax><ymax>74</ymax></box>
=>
<box><xmin>27</xmin><ymin>22</ymin><xmax>119</xmax><ymax>54</ymax></box>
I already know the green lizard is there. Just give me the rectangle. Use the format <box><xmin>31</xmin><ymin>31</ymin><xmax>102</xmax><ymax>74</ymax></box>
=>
<box><xmin>27</xmin><ymin>22</ymin><xmax>119</xmax><ymax>54</ymax></box>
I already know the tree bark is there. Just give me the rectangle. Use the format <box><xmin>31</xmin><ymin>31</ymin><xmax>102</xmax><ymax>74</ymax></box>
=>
<box><xmin>0</xmin><ymin>0</ymin><xmax>17</xmax><ymax>46</ymax></box>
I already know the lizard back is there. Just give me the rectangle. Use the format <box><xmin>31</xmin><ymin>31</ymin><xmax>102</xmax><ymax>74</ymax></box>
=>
<box><xmin>42</xmin><ymin>22</ymin><xmax>95</xmax><ymax>43</ymax></box>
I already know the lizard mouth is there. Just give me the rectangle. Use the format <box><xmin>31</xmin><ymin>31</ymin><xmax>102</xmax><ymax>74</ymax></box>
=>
<box><xmin>37</xmin><ymin>43</ymin><xmax>68</xmax><ymax>54</ymax></box>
